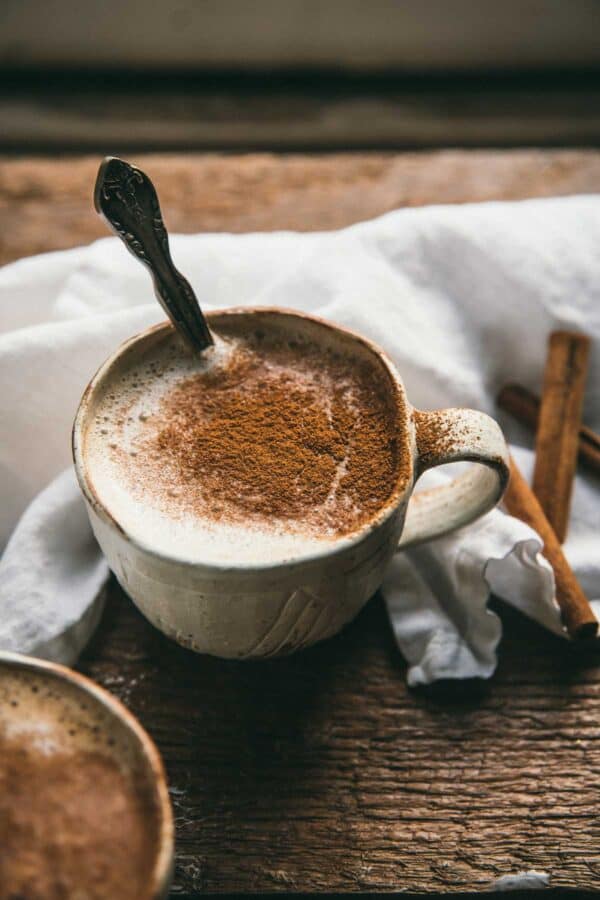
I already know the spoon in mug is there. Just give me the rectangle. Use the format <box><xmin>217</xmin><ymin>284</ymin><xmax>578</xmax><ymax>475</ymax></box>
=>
<box><xmin>94</xmin><ymin>157</ymin><xmax>213</xmax><ymax>353</ymax></box>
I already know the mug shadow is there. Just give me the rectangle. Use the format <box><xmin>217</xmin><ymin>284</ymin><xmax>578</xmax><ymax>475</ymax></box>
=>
<box><xmin>89</xmin><ymin>582</ymin><xmax>393</xmax><ymax>820</ymax></box>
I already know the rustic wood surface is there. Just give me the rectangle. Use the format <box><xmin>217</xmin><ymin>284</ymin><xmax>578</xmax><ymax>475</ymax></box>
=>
<box><xmin>83</xmin><ymin>587</ymin><xmax>600</xmax><ymax>896</ymax></box>
<box><xmin>3</xmin><ymin>151</ymin><xmax>600</xmax><ymax>896</ymax></box>
<box><xmin>2</xmin><ymin>150</ymin><xmax>600</xmax><ymax>266</ymax></box>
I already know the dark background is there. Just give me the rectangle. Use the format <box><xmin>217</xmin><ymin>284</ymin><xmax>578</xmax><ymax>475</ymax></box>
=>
<box><xmin>2</xmin><ymin>0</ymin><xmax>600</xmax><ymax>153</ymax></box>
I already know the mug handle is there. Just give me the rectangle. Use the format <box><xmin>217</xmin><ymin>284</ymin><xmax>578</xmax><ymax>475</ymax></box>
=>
<box><xmin>397</xmin><ymin>407</ymin><xmax>510</xmax><ymax>549</ymax></box>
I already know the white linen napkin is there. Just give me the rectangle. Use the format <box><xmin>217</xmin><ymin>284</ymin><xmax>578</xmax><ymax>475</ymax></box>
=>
<box><xmin>1</xmin><ymin>196</ymin><xmax>599</xmax><ymax>680</ymax></box>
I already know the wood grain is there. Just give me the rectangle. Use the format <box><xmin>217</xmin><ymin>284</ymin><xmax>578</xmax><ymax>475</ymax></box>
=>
<box><xmin>5</xmin><ymin>151</ymin><xmax>600</xmax><ymax>895</ymax></box>
<box><xmin>2</xmin><ymin>150</ymin><xmax>600</xmax><ymax>266</ymax></box>
<box><xmin>80</xmin><ymin>581</ymin><xmax>600</xmax><ymax>895</ymax></box>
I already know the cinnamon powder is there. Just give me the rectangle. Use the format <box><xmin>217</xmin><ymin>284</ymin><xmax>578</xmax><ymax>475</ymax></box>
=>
<box><xmin>413</xmin><ymin>409</ymin><xmax>458</xmax><ymax>470</ymax></box>
<box><xmin>135</xmin><ymin>332</ymin><xmax>407</xmax><ymax>536</ymax></box>
<box><xmin>0</xmin><ymin>736</ymin><xmax>157</xmax><ymax>900</ymax></box>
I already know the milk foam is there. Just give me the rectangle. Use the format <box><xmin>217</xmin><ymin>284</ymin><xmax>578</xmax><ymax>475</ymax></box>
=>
<box><xmin>0</xmin><ymin>664</ymin><xmax>135</xmax><ymax>766</ymax></box>
<box><xmin>86</xmin><ymin>331</ymin><xmax>344</xmax><ymax>565</ymax></box>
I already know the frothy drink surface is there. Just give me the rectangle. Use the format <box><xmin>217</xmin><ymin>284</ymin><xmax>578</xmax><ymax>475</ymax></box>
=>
<box><xmin>0</xmin><ymin>665</ymin><xmax>160</xmax><ymax>900</ymax></box>
<box><xmin>85</xmin><ymin>315</ymin><xmax>406</xmax><ymax>564</ymax></box>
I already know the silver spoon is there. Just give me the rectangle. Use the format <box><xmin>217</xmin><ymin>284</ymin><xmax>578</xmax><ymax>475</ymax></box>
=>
<box><xmin>94</xmin><ymin>157</ymin><xmax>213</xmax><ymax>353</ymax></box>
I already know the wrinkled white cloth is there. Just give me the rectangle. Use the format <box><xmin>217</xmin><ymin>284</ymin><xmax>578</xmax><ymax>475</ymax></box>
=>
<box><xmin>1</xmin><ymin>196</ymin><xmax>599</xmax><ymax>680</ymax></box>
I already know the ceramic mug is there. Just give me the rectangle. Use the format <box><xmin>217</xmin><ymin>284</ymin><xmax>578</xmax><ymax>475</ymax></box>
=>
<box><xmin>73</xmin><ymin>308</ymin><xmax>510</xmax><ymax>658</ymax></box>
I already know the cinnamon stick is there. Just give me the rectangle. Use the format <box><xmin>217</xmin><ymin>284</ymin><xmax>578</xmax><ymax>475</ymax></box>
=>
<box><xmin>498</xmin><ymin>383</ymin><xmax>600</xmax><ymax>474</ymax></box>
<box><xmin>504</xmin><ymin>456</ymin><xmax>597</xmax><ymax>640</ymax></box>
<box><xmin>532</xmin><ymin>331</ymin><xmax>591</xmax><ymax>542</ymax></box>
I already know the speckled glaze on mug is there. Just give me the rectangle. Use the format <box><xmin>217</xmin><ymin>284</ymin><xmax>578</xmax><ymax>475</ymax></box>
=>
<box><xmin>73</xmin><ymin>308</ymin><xmax>509</xmax><ymax>658</ymax></box>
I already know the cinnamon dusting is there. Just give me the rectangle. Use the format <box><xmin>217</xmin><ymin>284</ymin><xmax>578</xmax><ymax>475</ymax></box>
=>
<box><xmin>128</xmin><ymin>329</ymin><xmax>408</xmax><ymax>537</ymax></box>
<box><xmin>413</xmin><ymin>409</ymin><xmax>458</xmax><ymax>470</ymax></box>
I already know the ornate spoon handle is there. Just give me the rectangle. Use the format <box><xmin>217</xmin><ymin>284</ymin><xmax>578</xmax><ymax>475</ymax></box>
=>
<box><xmin>94</xmin><ymin>157</ymin><xmax>213</xmax><ymax>353</ymax></box>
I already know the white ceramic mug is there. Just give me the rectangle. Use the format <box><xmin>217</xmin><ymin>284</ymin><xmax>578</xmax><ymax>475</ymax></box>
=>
<box><xmin>73</xmin><ymin>308</ymin><xmax>509</xmax><ymax>659</ymax></box>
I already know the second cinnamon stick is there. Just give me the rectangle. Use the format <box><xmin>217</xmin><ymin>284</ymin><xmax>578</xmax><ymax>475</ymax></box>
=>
<box><xmin>498</xmin><ymin>383</ymin><xmax>600</xmax><ymax>473</ymax></box>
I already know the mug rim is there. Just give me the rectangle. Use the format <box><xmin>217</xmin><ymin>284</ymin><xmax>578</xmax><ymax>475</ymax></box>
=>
<box><xmin>72</xmin><ymin>306</ymin><xmax>414</xmax><ymax>573</ymax></box>
<box><xmin>0</xmin><ymin>650</ymin><xmax>174</xmax><ymax>900</ymax></box>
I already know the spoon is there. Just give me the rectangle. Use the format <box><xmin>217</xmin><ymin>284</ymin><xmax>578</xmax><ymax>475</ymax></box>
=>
<box><xmin>94</xmin><ymin>157</ymin><xmax>213</xmax><ymax>353</ymax></box>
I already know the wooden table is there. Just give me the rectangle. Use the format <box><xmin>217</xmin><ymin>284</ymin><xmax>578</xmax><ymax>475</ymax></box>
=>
<box><xmin>2</xmin><ymin>151</ymin><xmax>600</xmax><ymax>897</ymax></box>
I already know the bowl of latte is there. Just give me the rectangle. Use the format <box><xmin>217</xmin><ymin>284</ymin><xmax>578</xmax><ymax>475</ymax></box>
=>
<box><xmin>0</xmin><ymin>651</ymin><xmax>173</xmax><ymax>900</ymax></box>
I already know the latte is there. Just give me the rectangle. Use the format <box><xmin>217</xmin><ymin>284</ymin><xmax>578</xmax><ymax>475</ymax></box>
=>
<box><xmin>84</xmin><ymin>312</ymin><xmax>407</xmax><ymax>566</ymax></box>
<box><xmin>0</xmin><ymin>664</ymin><xmax>162</xmax><ymax>900</ymax></box>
